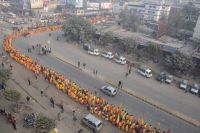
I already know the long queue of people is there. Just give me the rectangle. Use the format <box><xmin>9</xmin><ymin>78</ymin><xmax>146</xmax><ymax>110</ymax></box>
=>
<box><xmin>2</xmin><ymin>25</ymin><xmax>170</xmax><ymax>133</ymax></box>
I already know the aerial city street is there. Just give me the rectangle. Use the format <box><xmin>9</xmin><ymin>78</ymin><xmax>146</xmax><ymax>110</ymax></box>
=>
<box><xmin>0</xmin><ymin>0</ymin><xmax>200</xmax><ymax>133</ymax></box>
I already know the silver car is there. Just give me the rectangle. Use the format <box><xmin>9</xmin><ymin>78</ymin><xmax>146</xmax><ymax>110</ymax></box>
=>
<box><xmin>100</xmin><ymin>85</ymin><xmax>117</xmax><ymax>96</ymax></box>
<box><xmin>82</xmin><ymin>114</ymin><xmax>103</xmax><ymax>132</ymax></box>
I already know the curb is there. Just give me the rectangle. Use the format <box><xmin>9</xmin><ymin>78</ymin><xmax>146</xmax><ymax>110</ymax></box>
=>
<box><xmin>51</xmin><ymin>54</ymin><xmax>200</xmax><ymax>128</ymax></box>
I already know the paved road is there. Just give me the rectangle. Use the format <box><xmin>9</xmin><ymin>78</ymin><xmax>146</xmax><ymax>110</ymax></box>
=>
<box><xmin>14</xmin><ymin>30</ymin><xmax>200</xmax><ymax>123</ymax></box>
<box><xmin>9</xmin><ymin>33</ymin><xmax>200</xmax><ymax>133</ymax></box>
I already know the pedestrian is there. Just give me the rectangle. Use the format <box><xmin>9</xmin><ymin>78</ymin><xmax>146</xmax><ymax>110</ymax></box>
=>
<box><xmin>26</xmin><ymin>96</ymin><xmax>30</xmax><ymax>103</ymax></box>
<box><xmin>73</xmin><ymin>115</ymin><xmax>77</xmax><ymax>125</ymax></box>
<box><xmin>1</xmin><ymin>80</ymin><xmax>6</xmax><ymax>90</ymax></box>
<box><xmin>32</xmin><ymin>45</ymin><xmax>35</xmax><ymax>50</ymax></box>
<box><xmin>83</xmin><ymin>63</ymin><xmax>86</xmax><ymax>69</ymax></box>
<box><xmin>125</xmin><ymin>72</ymin><xmax>128</xmax><ymax>77</ymax></box>
<box><xmin>72</xmin><ymin>110</ymin><xmax>75</xmax><ymax>117</ymax></box>
<box><xmin>40</xmin><ymin>89</ymin><xmax>44</xmax><ymax>97</ymax></box>
<box><xmin>128</xmin><ymin>68</ymin><xmax>131</xmax><ymax>74</ymax></box>
<box><xmin>78</xmin><ymin>61</ymin><xmax>80</xmax><ymax>68</ymax></box>
<box><xmin>95</xmin><ymin>70</ymin><xmax>98</xmax><ymax>75</ymax></box>
<box><xmin>1</xmin><ymin>62</ymin><xmax>4</xmax><ymax>68</ymax></box>
<box><xmin>57</xmin><ymin>112</ymin><xmax>61</xmax><ymax>121</ymax></box>
<box><xmin>118</xmin><ymin>81</ymin><xmax>122</xmax><ymax>89</ymax></box>
<box><xmin>118</xmin><ymin>81</ymin><xmax>123</xmax><ymax>89</ymax></box>
<box><xmin>50</xmin><ymin>97</ymin><xmax>54</xmax><ymax>108</ymax></box>
<box><xmin>60</xmin><ymin>104</ymin><xmax>64</xmax><ymax>113</ymax></box>
<box><xmin>28</xmin><ymin>79</ymin><xmax>31</xmax><ymax>86</ymax></box>
<box><xmin>10</xmin><ymin>64</ymin><xmax>13</xmax><ymax>70</ymax></box>
<box><xmin>12</xmin><ymin>117</ymin><xmax>17</xmax><ymax>130</ymax></box>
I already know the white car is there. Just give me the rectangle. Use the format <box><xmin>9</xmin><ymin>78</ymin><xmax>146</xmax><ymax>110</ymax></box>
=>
<box><xmin>113</xmin><ymin>56</ymin><xmax>126</xmax><ymax>65</ymax></box>
<box><xmin>100</xmin><ymin>85</ymin><xmax>117</xmax><ymax>96</ymax></box>
<box><xmin>101</xmin><ymin>52</ymin><xmax>114</xmax><ymax>59</ymax></box>
<box><xmin>179</xmin><ymin>80</ymin><xmax>188</xmax><ymax>90</ymax></box>
<box><xmin>165</xmin><ymin>75</ymin><xmax>173</xmax><ymax>84</ymax></box>
<box><xmin>88</xmin><ymin>49</ymin><xmax>100</xmax><ymax>56</ymax></box>
<box><xmin>137</xmin><ymin>68</ymin><xmax>152</xmax><ymax>78</ymax></box>
<box><xmin>190</xmin><ymin>84</ymin><xmax>199</xmax><ymax>94</ymax></box>
<box><xmin>82</xmin><ymin>114</ymin><xmax>103</xmax><ymax>132</ymax></box>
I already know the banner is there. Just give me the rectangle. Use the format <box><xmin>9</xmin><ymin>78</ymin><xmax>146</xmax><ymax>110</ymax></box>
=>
<box><xmin>30</xmin><ymin>0</ymin><xmax>44</xmax><ymax>9</ymax></box>
<box><xmin>87</xmin><ymin>2</ymin><xmax>99</xmax><ymax>10</ymax></box>
<box><xmin>101</xmin><ymin>2</ymin><xmax>112</xmax><ymax>9</ymax></box>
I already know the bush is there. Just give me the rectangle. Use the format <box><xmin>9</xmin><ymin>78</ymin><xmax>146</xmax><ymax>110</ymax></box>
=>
<box><xmin>3</xmin><ymin>89</ymin><xmax>21</xmax><ymax>102</ymax></box>
<box><xmin>35</xmin><ymin>115</ymin><xmax>55</xmax><ymax>133</ymax></box>
<box><xmin>0</xmin><ymin>69</ymin><xmax>11</xmax><ymax>82</ymax></box>
<box><xmin>165</xmin><ymin>51</ymin><xmax>192</xmax><ymax>75</ymax></box>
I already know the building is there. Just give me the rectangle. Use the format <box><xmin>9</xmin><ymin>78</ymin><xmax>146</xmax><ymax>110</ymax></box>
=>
<box><xmin>127</xmin><ymin>1</ymin><xmax>171</xmax><ymax>22</ymax></box>
<box><xmin>193</xmin><ymin>15</ymin><xmax>200</xmax><ymax>42</ymax></box>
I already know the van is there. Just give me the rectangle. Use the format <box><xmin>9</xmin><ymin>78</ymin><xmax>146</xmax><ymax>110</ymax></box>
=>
<box><xmin>82</xmin><ymin>114</ymin><xmax>103</xmax><ymax>132</ymax></box>
<box><xmin>113</xmin><ymin>56</ymin><xmax>126</xmax><ymax>65</ymax></box>
<box><xmin>137</xmin><ymin>68</ymin><xmax>152</xmax><ymax>78</ymax></box>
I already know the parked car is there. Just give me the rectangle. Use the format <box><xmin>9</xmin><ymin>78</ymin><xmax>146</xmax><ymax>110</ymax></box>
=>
<box><xmin>190</xmin><ymin>84</ymin><xmax>199</xmax><ymax>94</ymax></box>
<box><xmin>165</xmin><ymin>74</ymin><xmax>173</xmax><ymax>84</ymax></box>
<box><xmin>156</xmin><ymin>72</ymin><xmax>166</xmax><ymax>82</ymax></box>
<box><xmin>100</xmin><ymin>85</ymin><xmax>117</xmax><ymax>96</ymax></box>
<box><xmin>83</xmin><ymin>43</ymin><xmax>91</xmax><ymax>51</ymax></box>
<box><xmin>156</xmin><ymin>72</ymin><xmax>173</xmax><ymax>84</ymax></box>
<box><xmin>113</xmin><ymin>56</ymin><xmax>126</xmax><ymax>65</ymax></box>
<box><xmin>88</xmin><ymin>48</ymin><xmax>100</xmax><ymax>56</ymax></box>
<box><xmin>179</xmin><ymin>80</ymin><xmax>188</xmax><ymax>90</ymax></box>
<box><xmin>138</xmin><ymin>68</ymin><xmax>152</xmax><ymax>78</ymax></box>
<box><xmin>101</xmin><ymin>52</ymin><xmax>114</xmax><ymax>59</ymax></box>
<box><xmin>82</xmin><ymin>114</ymin><xmax>103</xmax><ymax>132</ymax></box>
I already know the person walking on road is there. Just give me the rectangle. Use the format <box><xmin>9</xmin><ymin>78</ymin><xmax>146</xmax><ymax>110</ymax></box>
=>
<box><xmin>118</xmin><ymin>81</ymin><xmax>123</xmax><ymax>89</ymax></box>
<box><xmin>125</xmin><ymin>72</ymin><xmax>128</xmax><ymax>77</ymax></box>
<box><xmin>12</xmin><ymin>117</ymin><xmax>17</xmax><ymax>130</ymax></box>
<box><xmin>26</xmin><ymin>96</ymin><xmax>30</xmax><ymax>103</ymax></box>
<box><xmin>28</xmin><ymin>79</ymin><xmax>31</xmax><ymax>86</ymax></box>
<box><xmin>78</xmin><ymin>61</ymin><xmax>80</xmax><ymax>68</ymax></box>
<box><xmin>95</xmin><ymin>70</ymin><xmax>98</xmax><ymax>75</ymax></box>
<box><xmin>57</xmin><ymin>112</ymin><xmax>61</xmax><ymax>121</ymax></box>
<box><xmin>128</xmin><ymin>68</ymin><xmax>132</xmax><ymax>74</ymax></box>
<box><xmin>40</xmin><ymin>89</ymin><xmax>44</xmax><ymax>97</ymax></box>
<box><xmin>1</xmin><ymin>62</ymin><xmax>4</xmax><ymax>68</ymax></box>
<box><xmin>10</xmin><ymin>64</ymin><xmax>13</xmax><ymax>70</ymax></box>
<box><xmin>83</xmin><ymin>63</ymin><xmax>86</xmax><ymax>69</ymax></box>
<box><xmin>50</xmin><ymin>97</ymin><xmax>55</xmax><ymax>108</ymax></box>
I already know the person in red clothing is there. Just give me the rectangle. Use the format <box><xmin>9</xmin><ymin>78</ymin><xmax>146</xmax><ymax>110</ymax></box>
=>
<box><xmin>12</xmin><ymin>117</ymin><xmax>17</xmax><ymax>130</ymax></box>
<box><xmin>167</xmin><ymin>129</ymin><xmax>170</xmax><ymax>133</ymax></box>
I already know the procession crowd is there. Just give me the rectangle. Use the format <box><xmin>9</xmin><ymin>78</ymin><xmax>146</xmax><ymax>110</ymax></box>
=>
<box><xmin>2</xmin><ymin>25</ymin><xmax>170</xmax><ymax>133</ymax></box>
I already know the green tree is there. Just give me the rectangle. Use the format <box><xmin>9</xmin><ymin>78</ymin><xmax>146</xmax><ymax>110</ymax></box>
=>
<box><xmin>97</xmin><ymin>32</ymin><xmax>114</xmax><ymax>46</ymax></box>
<box><xmin>165</xmin><ymin>51</ymin><xmax>192</xmax><ymax>75</ymax></box>
<box><xmin>119</xmin><ymin>10</ymin><xmax>140</xmax><ymax>32</ymax></box>
<box><xmin>146</xmin><ymin>43</ymin><xmax>162</xmax><ymax>59</ymax></box>
<box><xmin>62</xmin><ymin>16</ymin><xmax>95</xmax><ymax>43</ymax></box>
<box><xmin>120</xmin><ymin>38</ymin><xmax>136</xmax><ymax>54</ymax></box>
<box><xmin>0</xmin><ymin>69</ymin><xmax>11</xmax><ymax>82</ymax></box>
